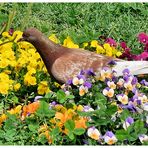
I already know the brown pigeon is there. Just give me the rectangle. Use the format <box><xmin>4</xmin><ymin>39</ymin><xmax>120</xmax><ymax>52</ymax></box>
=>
<box><xmin>19</xmin><ymin>28</ymin><xmax>148</xmax><ymax>83</ymax></box>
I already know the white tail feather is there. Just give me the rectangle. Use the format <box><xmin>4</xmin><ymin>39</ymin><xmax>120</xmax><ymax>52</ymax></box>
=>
<box><xmin>113</xmin><ymin>61</ymin><xmax>148</xmax><ymax>76</ymax></box>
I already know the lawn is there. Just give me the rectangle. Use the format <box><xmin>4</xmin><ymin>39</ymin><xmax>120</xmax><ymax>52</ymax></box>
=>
<box><xmin>0</xmin><ymin>2</ymin><xmax>147</xmax><ymax>145</ymax></box>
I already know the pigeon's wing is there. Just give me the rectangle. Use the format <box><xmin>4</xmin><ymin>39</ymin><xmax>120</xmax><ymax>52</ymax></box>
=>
<box><xmin>51</xmin><ymin>49</ymin><xmax>113</xmax><ymax>83</ymax></box>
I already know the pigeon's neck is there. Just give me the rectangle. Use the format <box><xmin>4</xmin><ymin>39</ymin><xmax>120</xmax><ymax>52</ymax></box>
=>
<box><xmin>32</xmin><ymin>35</ymin><xmax>64</xmax><ymax>73</ymax></box>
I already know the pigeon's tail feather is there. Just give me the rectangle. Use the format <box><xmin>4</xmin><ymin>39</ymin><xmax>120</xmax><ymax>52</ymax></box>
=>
<box><xmin>113</xmin><ymin>61</ymin><xmax>148</xmax><ymax>76</ymax></box>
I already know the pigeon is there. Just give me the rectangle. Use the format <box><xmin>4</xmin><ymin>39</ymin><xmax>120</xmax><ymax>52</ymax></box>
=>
<box><xmin>18</xmin><ymin>28</ymin><xmax>148</xmax><ymax>84</ymax></box>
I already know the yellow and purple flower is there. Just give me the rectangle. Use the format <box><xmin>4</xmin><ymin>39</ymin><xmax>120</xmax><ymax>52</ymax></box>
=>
<box><xmin>79</xmin><ymin>85</ymin><xmax>88</xmax><ymax>96</ymax></box>
<box><xmin>87</xmin><ymin>126</ymin><xmax>101</xmax><ymax>140</ymax></box>
<box><xmin>139</xmin><ymin>134</ymin><xmax>148</xmax><ymax>143</ymax></box>
<box><xmin>103</xmin><ymin>87</ymin><xmax>114</xmax><ymax>98</ymax></box>
<box><xmin>123</xmin><ymin>117</ymin><xmax>134</xmax><ymax>130</ymax></box>
<box><xmin>116</xmin><ymin>94</ymin><xmax>128</xmax><ymax>105</ymax></box>
<box><xmin>103</xmin><ymin>131</ymin><xmax>117</xmax><ymax>145</ymax></box>
<box><xmin>107</xmin><ymin>81</ymin><xmax>116</xmax><ymax>89</ymax></box>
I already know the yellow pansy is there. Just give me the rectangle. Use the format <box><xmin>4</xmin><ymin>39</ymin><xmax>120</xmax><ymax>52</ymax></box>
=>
<box><xmin>116</xmin><ymin>51</ymin><xmax>122</xmax><ymax>57</ymax></box>
<box><xmin>0</xmin><ymin>82</ymin><xmax>9</xmax><ymax>94</ymax></box>
<box><xmin>24</xmin><ymin>74</ymin><xmax>37</xmax><ymax>86</ymax></box>
<box><xmin>96</xmin><ymin>45</ymin><xmax>105</xmax><ymax>54</ymax></box>
<box><xmin>2</xmin><ymin>32</ymin><xmax>11</xmax><ymax>38</ymax></box>
<box><xmin>14</xmin><ymin>83</ymin><xmax>21</xmax><ymax>91</ymax></box>
<box><xmin>83</xmin><ymin>42</ymin><xmax>88</xmax><ymax>48</ymax></box>
<box><xmin>90</xmin><ymin>40</ymin><xmax>98</xmax><ymax>48</ymax></box>
<box><xmin>63</xmin><ymin>36</ymin><xmax>79</xmax><ymax>48</ymax></box>
<box><xmin>49</xmin><ymin>34</ymin><xmax>59</xmax><ymax>43</ymax></box>
<box><xmin>37</xmin><ymin>81</ymin><xmax>51</xmax><ymax>95</ymax></box>
<box><xmin>8</xmin><ymin>105</ymin><xmax>22</xmax><ymax>115</ymax></box>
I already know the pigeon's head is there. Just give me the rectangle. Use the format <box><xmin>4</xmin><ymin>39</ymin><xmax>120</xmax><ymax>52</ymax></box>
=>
<box><xmin>18</xmin><ymin>28</ymin><xmax>42</xmax><ymax>43</ymax></box>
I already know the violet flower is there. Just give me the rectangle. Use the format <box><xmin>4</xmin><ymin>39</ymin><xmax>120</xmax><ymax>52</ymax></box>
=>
<box><xmin>140</xmin><ymin>79</ymin><xmax>148</xmax><ymax>86</ymax></box>
<box><xmin>8</xmin><ymin>28</ymin><xmax>14</xmax><ymax>36</ymax></box>
<box><xmin>105</xmin><ymin>38</ymin><xmax>117</xmax><ymax>47</ymax></box>
<box><xmin>108</xmin><ymin>60</ymin><xmax>117</xmax><ymax>66</ymax></box>
<box><xmin>84</xmin><ymin>81</ymin><xmax>92</xmax><ymax>89</ymax></box>
<box><xmin>138</xmin><ymin>32</ymin><xmax>148</xmax><ymax>45</ymax></box>
<box><xmin>123</xmin><ymin>117</ymin><xmax>134</xmax><ymax>130</ymax></box>
<box><xmin>86</xmin><ymin>68</ymin><xmax>96</xmax><ymax>76</ymax></box>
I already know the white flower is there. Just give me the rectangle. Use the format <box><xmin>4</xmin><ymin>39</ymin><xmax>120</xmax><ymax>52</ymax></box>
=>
<box><xmin>107</xmin><ymin>81</ymin><xmax>116</xmax><ymax>89</ymax></box>
<box><xmin>103</xmin><ymin>87</ymin><xmax>114</xmax><ymax>98</ymax></box>
<box><xmin>142</xmin><ymin>103</ymin><xmax>148</xmax><ymax>111</ymax></box>
<box><xmin>103</xmin><ymin>131</ymin><xmax>117</xmax><ymax>145</ymax></box>
<box><xmin>117</xmin><ymin>94</ymin><xmax>128</xmax><ymax>105</ymax></box>
<box><xmin>79</xmin><ymin>85</ymin><xmax>88</xmax><ymax>96</ymax></box>
<box><xmin>139</xmin><ymin>134</ymin><xmax>148</xmax><ymax>143</ymax></box>
<box><xmin>123</xmin><ymin>117</ymin><xmax>134</xmax><ymax>130</ymax></box>
<box><xmin>87</xmin><ymin>127</ymin><xmax>101</xmax><ymax>140</ymax></box>
<box><xmin>72</xmin><ymin>77</ymin><xmax>79</xmax><ymax>85</ymax></box>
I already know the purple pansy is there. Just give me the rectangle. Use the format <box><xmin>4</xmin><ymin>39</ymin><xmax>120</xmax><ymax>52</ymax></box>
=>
<box><xmin>86</xmin><ymin>68</ymin><xmax>96</xmax><ymax>76</ymax></box>
<box><xmin>140</xmin><ymin>79</ymin><xmax>148</xmax><ymax>86</ymax></box>
<box><xmin>108</xmin><ymin>60</ymin><xmax>117</xmax><ymax>66</ymax></box>
<box><xmin>84</xmin><ymin>81</ymin><xmax>92</xmax><ymax>89</ymax></box>
<box><xmin>131</xmin><ymin>77</ymin><xmax>138</xmax><ymax>85</ymax></box>
<box><xmin>67</xmin><ymin>79</ymin><xmax>72</xmax><ymax>85</ymax></box>
<box><xmin>122</xmin><ymin>68</ymin><xmax>130</xmax><ymax>75</ymax></box>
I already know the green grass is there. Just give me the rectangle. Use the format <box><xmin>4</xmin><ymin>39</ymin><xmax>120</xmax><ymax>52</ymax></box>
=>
<box><xmin>0</xmin><ymin>3</ymin><xmax>148</xmax><ymax>53</ymax></box>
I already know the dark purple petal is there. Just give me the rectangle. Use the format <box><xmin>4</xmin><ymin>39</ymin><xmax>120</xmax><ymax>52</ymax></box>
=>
<box><xmin>84</xmin><ymin>81</ymin><xmax>92</xmax><ymax>89</ymax></box>
<box><xmin>137</xmin><ymin>100</ymin><xmax>141</xmax><ymax>105</ymax></box>
<box><xmin>77</xmin><ymin>74</ymin><xmax>86</xmax><ymax>80</ymax></box>
<box><xmin>122</xmin><ymin>69</ymin><xmax>130</xmax><ymax>75</ymax></box>
<box><xmin>105</xmin><ymin>87</ymin><xmax>110</xmax><ymax>91</ymax></box>
<box><xmin>108</xmin><ymin>60</ymin><xmax>117</xmax><ymax>66</ymax></box>
<box><xmin>126</xmin><ymin>117</ymin><xmax>134</xmax><ymax>124</ymax></box>
<box><xmin>131</xmin><ymin>77</ymin><xmax>138</xmax><ymax>85</ymax></box>
<box><xmin>86</xmin><ymin>68</ymin><xmax>96</xmax><ymax>76</ymax></box>
<box><xmin>80</xmin><ymin>70</ymin><xmax>85</xmax><ymax>75</ymax></box>
<box><xmin>140</xmin><ymin>79</ymin><xmax>148</xmax><ymax>86</ymax></box>
<box><xmin>67</xmin><ymin>79</ymin><xmax>72</xmax><ymax>85</ymax></box>
<box><xmin>105</xmin><ymin>131</ymin><xmax>114</xmax><ymax>138</ymax></box>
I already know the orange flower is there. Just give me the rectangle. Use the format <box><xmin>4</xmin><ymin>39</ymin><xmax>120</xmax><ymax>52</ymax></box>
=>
<box><xmin>0</xmin><ymin>114</ymin><xmax>7</xmax><ymax>125</ymax></box>
<box><xmin>55</xmin><ymin>111</ymin><xmax>72</xmax><ymax>124</ymax></box>
<box><xmin>75</xmin><ymin>117</ymin><xmax>87</xmax><ymax>129</ymax></box>
<box><xmin>21</xmin><ymin>101</ymin><xmax>40</xmax><ymax>119</ymax></box>
<box><xmin>39</xmin><ymin>124</ymin><xmax>52</xmax><ymax>144</ymax></box>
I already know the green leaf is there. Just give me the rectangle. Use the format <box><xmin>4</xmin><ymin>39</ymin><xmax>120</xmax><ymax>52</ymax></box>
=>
<box><xmin>5</xmin><ymin>129</ymin><xmax>16</xmax><ymax>141</ymax></box>
<box><xmin>56</xmin><ymin>90</ymin><xmax>66</xmax><ymax>103</ymax></box>
<box><xmin>28</xmin><ymin>124</ymin><xmax>39</xmax><ymax>133</ymax></box>
<box><xmin>44</xmin><ymin>92</ymin><xmax>53</xmax><ymax>99</ymax></box>
<box><xmin>36</xmin><ymin>101</ymin><xmax>55</xmax><ymax>118</ymax></box>
<box><xmin>64</xmin><ymin>119</ymin><xmax>75</xmax><ymax>131</ymax></box>
<box><xmin>66</xmin><ymin>95</ymin><xmax>75</xmax><ymax>99</ymax></box>
<box><xmin>73</xmin><ymin>128</ymin><xmax>85</xmax><ymax>135</ymax></box>
<box><xmin>116</xmin><ymin>129</ymin><xmax>129</xmax><ymax>141</ymax></box>
<box><xmin>134</xmin><ymin>120</ymin><xmax>147</xmax><ymax>135</ymax></box>
<box><xmin>50</xmin><ymin>127</ymin><xmax>60</xmax><ymax>138</ymax></box>
<box><xmin>106</xmin><ymin>105</ymin><xmax>117</xmax><ymax>116</ymax></box>
<box><xmin>120</xmin><ymin>109</ymin><xmax>131</xmax><ymax>121</ymax></box>
<box><xmin>95</xmin><ymin>92</ymin><xmax>107</xmax><ymax>104</ymax></box>
<box><xmin>67</xmin><ymin>132</ymin><xmax>75</xmax><ymax>140</ymax></box>
<box><xmin>11</xmin><ymin>96</ymin><xmax>19</xmax><ymax>104</ymax></box>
